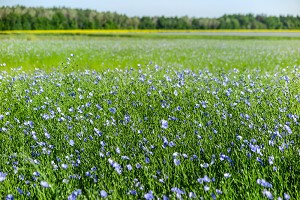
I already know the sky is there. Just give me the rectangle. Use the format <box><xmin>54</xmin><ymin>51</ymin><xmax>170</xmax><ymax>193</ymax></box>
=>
<box><xmin>1</xmin><ymin>0</ymin><xmax>299</xmax><ymax>18</ymax></box>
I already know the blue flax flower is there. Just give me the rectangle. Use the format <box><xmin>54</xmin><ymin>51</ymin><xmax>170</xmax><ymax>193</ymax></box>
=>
<box><xmin>262</xmin><ymin>189</ymin><xmax>273</xmax><ymax>199</ymax></box>
<box><xmin>0</xmin><ymin>172</ymin><xmax>7</xmax><ymax>182</ymax></box>
<box><xmin>161</xmin><ymin>119</ymin><xmax>168</xmax><ymax>129</ymax></box>
<box><xmin>257</xmin><ymin>179</ymin><xmax>272</xmax><ymax>188</ymax></box>
<box><xmin>40</xmin><ymin>181</ymin><xmax>50</xmax><ymax>188</ymax></box>
<box><xmin>144</xmin><ymin>191</ymin><xmax>154</xmax><ymax>200</ymax></box>
<box><xmin>100</xmin><ymin>190</ymin><xmax>107</xmax><ymax>198</ymax></box>
<box><xmin>68</xmin><ymin>189</ymin><xmax>82</xmax><ymax>200</ymax></box>
<box><xmin>5</xmin><ymin>194</ymin><xmax>14</xmax><ymax>200</ymax></box>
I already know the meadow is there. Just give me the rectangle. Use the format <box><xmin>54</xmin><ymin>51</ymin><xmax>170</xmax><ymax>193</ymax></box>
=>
<box><xmin>0</xmin><ymin>33</ymin><xmax>300</xmax><ymax>199</ymax></box>
<box><xmin>1</xmin><ymin>33</ymin><xmax>300</xmax><ymax>72</ymax></box>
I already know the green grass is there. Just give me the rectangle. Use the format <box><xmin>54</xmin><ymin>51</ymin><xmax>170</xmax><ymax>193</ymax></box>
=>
<box><xmin>0</xmin><ymin>35</ymin><xmax>300</xmax><ymax>199</ymax></box>
<box><xmin>0</xmin><ymin>35</ymin><xmax>300</xmax><ymax>72</ymax></box>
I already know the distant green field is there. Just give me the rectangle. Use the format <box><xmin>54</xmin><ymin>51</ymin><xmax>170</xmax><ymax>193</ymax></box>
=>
<box><xmin>0</xmin><ymin>34</ymin><xmax>300</xmax><ymax>199</ymax></box>
<box><xmin>0</xmin><ymin>34</ymin><xmax>299</xmax><ymax>72</ymax></box>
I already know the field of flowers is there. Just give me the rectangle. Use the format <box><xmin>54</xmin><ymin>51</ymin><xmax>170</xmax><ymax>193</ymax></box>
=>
<box><xmin>1</xmin><ymin>37</ymin><xmax>300</xmax><ymax>72</ymax></box>
<box><xmin>0</xmin><ymin>37</ymin><xmax>300</xmax><ymax>199</ymax></box>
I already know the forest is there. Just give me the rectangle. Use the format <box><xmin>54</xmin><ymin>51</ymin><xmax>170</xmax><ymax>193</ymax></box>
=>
<box><xmin>0</xmin><ymin>5</ymin><xmax>300</xmax><ymax>30</ymax></box>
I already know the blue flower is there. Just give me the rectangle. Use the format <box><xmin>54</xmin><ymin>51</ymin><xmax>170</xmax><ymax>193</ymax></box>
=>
<box><xmin>189</xmin><ymin>192</ymin><xmax>196</xmax><ymax>198</ymax></box>
<box><xmin>201</xmin><ymin>101</ymin><xmax>208</xmax><ymax>108</ymax></box>
<box><xmin>284</xmin><ymin>125</ymin><xmax>292</xmax><ymax>134</ymax></box>
<box><xmin>262</xmin><ymin>189</ymin><xmax>273</xmax><ymax>199</ymax></box>
<box><xmin>128</xmin><ymin>190</ymin><xmax>137</xmax><ymax>195</ymax></box>
<box><xmin>161</xmin><ymin>120</ymin><xmax>168</xmax><ymax>129</ymax></box>
<box><xmin>284</xmin><ymin>193</ymin><xmax>290</xmax><ymax>200</ymax></box>
<box><xmin>144</xmin><ymin>191</ymin><xmax>154</xmax><ymax>200</ymax></box>
<box><xmin>224</xmin><ymin>173</ymin><xmax>231</xmax><ymax>178</ymax></box>
<box><xmin>257</xmin><ymin>179</ymin><xmax>272</xmax><ymax>188</ymax></box>
<box><xmin>109</xmin><ymin>107</ymin><xmax>116</xmax><ymax>114</ymax></box>
<box><xmin>211</xmin><ymin>193</ymin><xmax>217</xmax><ymax>200</ymax></box>
<box><xmin>124</xmin><ymin>114</ymin><xmax>131</xmax><ymax>124</ymax></box>
<box><xmin>220</xmin><ymin>153</ymin><xmax>233</xmax><ymax>164</ymax></box>
<box><xmin>249</xmin><ymin>144</ymin><xmax>263</xmax><ymax>155</ymax></box>
<box><xmin>174</xmin><ymin>158</ymin><xmax>180</xmax><ymax>166</ymax></box>
<box><xmin>174</xmin><ymin>90</ymin><xmax>178</xmax><ymax>96</ymax></box>
<box><xmin>256</xmin><ymin>157</ymin><xmax>264</xmax><ymax>166</ymax></box>
<box><xmin>85</xmin><ymin>172</ymin><xmax>91</xmax><ymax>177</ymax></box>
<box><xmin>0</xmin><ymin>172</ymin><xmax>7</xmax><ymax>182</ymax></box>
<box><xmin>197</xmin><ymin>175</ymin><xmax>210</xmax><ymax>184</ymax></box>
<box><xmin>69</xmin><ymin>139</ymin><xmax>75</xmax><ymax>146</ymax></box>
<box><xmin>40</xmin><ymin>181</ymin><xmax>50</xmax><ymax>188</ymax></box>
<box><xmin>63</xmin><ymin>179</ymin><xmax>69</xmax><ymax>183</ymax></box>
<box><xmin>5</xmin><ymin>194</ymin><xmax>14</xmax><ymax>200</ymax></box>
<box><xmin>169</xmin><ymin>141</ymin><xmax>175</xmax><ymax>147</ymax></box>
<box><xmin>100</xmin><ymin>190</ymin><xmax>107</xmax><ymax>198</ymax></box>
<box><xmin>201</xmin><ymin>163</ymin><xmax>209</xmax><ymax>168</ymax></box>
<box><xmin>171</xmin><ymin>187</ymin><xmax>185</xmax><ymax>195</ymax></box>
<box><xmin>17</xmin><ymin>188</ymin><xmax>23</xmax><ymax>195</ymax></box>
<box><xmin>44</xmin><ymin>131</ymin><xmax>51</xmax><ymax>139</ymax></box>
<box><xmin>216</xmin><ymin>189</ymin><xmax>222</xmax><ymax>194</ymax></box>
<box><xmin>68</xmin><ymin>189</ymin><xmax>82</xmax><ymax>200</ymax></box>
<box><xmin>94</xmin><ymin>128</ymin><xmax>102</xmax><ymax>136</ymax></box>
<box><xmin>162</xmin><ymin>195</ymin><xmax>169</xmax><ymax>200</ymax></box>
<box><xmin>108</xmin><ymin>158</ymin><xmax>122</xmax><ymax>174</ymax></box>
<box><xmin>127</xmin><ymin>164</ymin><xmax>133</xmax><ymax>171</ymax></box>
<box><xmin>136</xmin><ymin>163</ymin><xmax>142</xmax><ymax>169</ymax></box>
<box><xmin>268</xmin><ymin>156</ymin><xmax>274</xmax><ymax>165</ymax></box>
<box><xmin>203</xmin><ymin>175</ymin><xmax>211</xmax><ymax>182</ymax></box>
<box><xmin>62</xmin><ymin>164</ymin><xmax>68</xmax><ymax>169</ymax></box>
<box><xmin>145</xmin><ymin>157</ymin><xmax>150</xmax><ymax>164</ymax></box>
<box><xmin>204</xmin><ymin>185</ymin><xmax>210</xmax><ymax>192</ymax></box>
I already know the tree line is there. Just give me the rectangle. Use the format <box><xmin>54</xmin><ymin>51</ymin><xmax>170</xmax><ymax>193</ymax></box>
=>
<box><xmin>0</xmin><ymin>6</ymin><xmax>299</xmax><ymax>30</ymax></box>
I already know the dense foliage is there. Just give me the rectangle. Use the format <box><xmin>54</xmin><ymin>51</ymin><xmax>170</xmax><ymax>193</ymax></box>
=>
<box><xmin>0</xmin><ymin>37</ymin><xmax>300</xmax><ymax>199</ymax></box>
<box><xmin>0</xmin><ymin>6</ymin><xmax>300</xmax><ymax>30</ymax></box>
<box><xmin>0</xmin><ymin>60</ymin><xmax>299</xmax><ymax>199</ymax></box>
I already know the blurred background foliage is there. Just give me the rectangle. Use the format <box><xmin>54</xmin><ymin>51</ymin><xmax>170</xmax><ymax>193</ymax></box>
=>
<box><xmin>0</xmin><ymin>6</ymin><xmax>300</xmax><ymax>30</ymax></box>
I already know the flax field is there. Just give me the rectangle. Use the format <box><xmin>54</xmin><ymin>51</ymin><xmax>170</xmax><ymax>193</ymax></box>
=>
<box><xmin>0</xmin><ymin>34</ymin><xmax>300</xmax><ymax>199</ymax></box>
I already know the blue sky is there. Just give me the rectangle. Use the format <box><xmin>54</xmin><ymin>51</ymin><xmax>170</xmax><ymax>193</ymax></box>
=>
<box><xmin>1</xmin><ymin>0</ymin><xmax>299</xmax><ymax>17</ymax></box>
